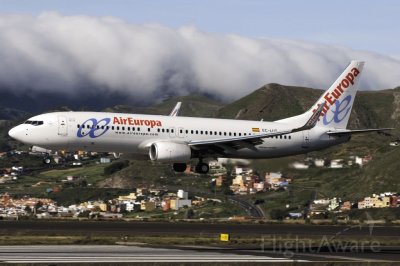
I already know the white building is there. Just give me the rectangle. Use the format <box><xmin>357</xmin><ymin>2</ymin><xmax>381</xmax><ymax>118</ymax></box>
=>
<box><xmin>290</xmin><ymin>162</ymin><xmax>309</xmax><ymax>169</ymax></box>
<box><xmin>314</xmin><ymin>159</ymin><xmax>325</xmax><ymax>167</ymax></box>
<box><xmin>177</xmin><ymin>190</ymin><xmax>188</xmax><ymax>199</ymax></box>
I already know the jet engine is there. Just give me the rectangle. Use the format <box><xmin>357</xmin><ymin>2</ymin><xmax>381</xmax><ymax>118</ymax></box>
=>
<box><xmin>149</xmin><ymin>142</ymin><xmax>191</xmax><ymax>163</ymax></box>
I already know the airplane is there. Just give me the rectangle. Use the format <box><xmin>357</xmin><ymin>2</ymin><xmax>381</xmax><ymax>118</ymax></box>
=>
<box><xmin>8</xmin><ymin>60</ymin><xmax>393</xmax><ymax>174</ymax></box>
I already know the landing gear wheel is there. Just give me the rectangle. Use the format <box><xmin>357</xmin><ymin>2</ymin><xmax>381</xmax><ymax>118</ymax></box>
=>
<box><xmin>195</xmin><ymin>163</ymin><xmax>209</xmax><ymax>174</ymax></box>
<box><xmin>173</xmin><ymin>163</ymin><xmax>187</xmax><ymax>172</ymax></box>
<box><xmin>43</xmin><ymin>156</ymin><xmax>51</xmax><ymax>164</ymax></box>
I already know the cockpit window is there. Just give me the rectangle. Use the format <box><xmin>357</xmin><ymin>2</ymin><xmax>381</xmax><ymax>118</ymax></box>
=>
<box><xmin>24</xmin><ymin>120</ymin><xmax>44</xmax><ymax>126</ymax></box>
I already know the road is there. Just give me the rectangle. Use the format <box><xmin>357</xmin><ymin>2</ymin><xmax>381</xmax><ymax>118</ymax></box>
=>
<box><xmin>228</xmin><ymin>196</ymin><xmax>265</xmax><ymax>218</ymax></box>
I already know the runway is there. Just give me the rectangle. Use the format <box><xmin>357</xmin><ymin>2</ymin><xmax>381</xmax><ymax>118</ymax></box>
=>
<box><xmin>0</xmin><ymin>245</ymin><xmax>305</xmax><ymax>263</ymax></box>
<box><xmin>1</xmin><ymin>220</ymin><xmax>400</xmax><ymax>237</ymax></box>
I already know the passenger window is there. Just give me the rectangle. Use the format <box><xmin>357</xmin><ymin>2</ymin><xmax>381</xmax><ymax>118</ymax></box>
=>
<box><xmin>87</xmin><ymin>125</ymin><xmax>90</xmax><ymax>129</ymax></box>
<box><xmin>122</xmin><ymin>127</ymin><xmax>125</xmax><ymax>130</ymax></box>
<box><xmin>234</xmin><ymin>133</ymin><xmax>236</xmax><ymax>136</ymax></box>
<box><xmin>127</xmin><ymin>127</ymin><xmax>130</xmax><ymax>131</ymax></box>
<box><xmin>148</xmin><ymin>128</ymin><xmax>151</xmax><ymax>132</ymax></box>
<box><xmin>112</xmin><ymin>126</ymin><xmax>114</xmax><ymax>130</ymax></box>
<box><xmin>166</xmin><ymin>129</ymin><xmax>169</xmax><ymax>133</ymax></box>
<box><xmin>162</xmin><ymin>129</ymin><xmax>165</xmax><ymax>133</ymax></box>
<box><xmin>201</xmin><ymin>131</ymin><xmax>203</xmax><ymax>135</ymax></box>
<box><xmin>205</xmin><ymin>131</ymin><xmax>208</xmax><ymax>135</ymax></box>
<box><xmin>191</xmin><ymin>130</ymin><xmax>194</xmax><ymax>134</ymax></box>
<box><xmin>229</xmin><ymin>132</ymin><xmax>232</xmax><ymax>136</ymax></box>
<box><xmin>185</xmin><ymin>130</ymin><xmax>188</xmax><ymax>134</ymax></box>
<box><xmin>196</xmin><ymin>130</ymin><xmax>198</xmax><ymax>134</ymax></box>
<box><xmin>138</xmin><ymin>127</ymin><xmax>140</xmax><ymax>131</ymax></box>
<box><xmin>117</xmin><ymin>126</ymin><xmax>120</xmax><ymax>130</ymax></box>
<box><xmin>157</xmin><ymin>128</ymin><xmax>160</xmax><ymax>132</ymax></box>
<box><xmin>77</xmin><ymin>124</ymin><xmax>80</xmax><ymax>128</ymax></box>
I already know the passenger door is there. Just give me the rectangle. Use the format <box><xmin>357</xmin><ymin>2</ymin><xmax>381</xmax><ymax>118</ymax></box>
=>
<box><xmin>58</xmin><ymin>116</ymin><xmax>68</xmax><ymax>136</ymax></box>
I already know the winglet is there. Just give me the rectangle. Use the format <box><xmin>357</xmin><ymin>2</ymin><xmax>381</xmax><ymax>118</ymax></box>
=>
<box><xmin>169</xmin><ymin>102</ymin><xmax>182</xmax><ymax>116</ymax></box>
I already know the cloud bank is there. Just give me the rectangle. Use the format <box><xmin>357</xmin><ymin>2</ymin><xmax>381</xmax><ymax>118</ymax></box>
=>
<box><xmin>0</xmin><ymin>12</ymin><xmax>399</xmax><ymax>102</ymax></box>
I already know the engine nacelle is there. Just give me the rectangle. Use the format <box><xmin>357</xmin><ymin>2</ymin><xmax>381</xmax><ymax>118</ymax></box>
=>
<box><xmin>149</xmin><ymin>142</ymin><xmax>191</xmax><ymax>163</ymax></box>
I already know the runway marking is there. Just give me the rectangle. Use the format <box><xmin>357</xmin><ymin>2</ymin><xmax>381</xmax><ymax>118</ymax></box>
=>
<box><xmin>0</xmin><ymin>245</ymin><xmax>307</xmax><ymax>263</ymax></box>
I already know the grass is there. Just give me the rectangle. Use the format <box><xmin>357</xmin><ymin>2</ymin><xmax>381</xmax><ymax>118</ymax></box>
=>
<box><xmin>39</xmin><ymin>163</ymin><xmax>107</xmax><ymax>185</ymax></box>
<box><xmin>1</xmin><ymin>231</ymin><xmax>400</xmax><ymax>248</ymax></box>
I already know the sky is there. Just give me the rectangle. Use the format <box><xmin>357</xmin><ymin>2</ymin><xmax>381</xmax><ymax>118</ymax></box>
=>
<box><xmin>2</xmin><ymin>0</ymin><xmax>399</xmax><ymax>56</ymax></box>
<box><xmin>0</xmin><ymin>0</ymin><xmax>399</xmax><ymax>102</ymax></box>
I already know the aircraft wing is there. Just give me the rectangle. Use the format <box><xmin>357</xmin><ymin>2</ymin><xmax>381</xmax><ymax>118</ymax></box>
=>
<box><xmin>169</xmin><ymin>102</ymin><xmax>182</xmax><ymax>116</ymax></box>
<box><xmin>188</xmin><ymin>103</ymin><xmax>326</xmax><ymax>152</ymax></box>
<box><xmin>327</xmin><ymin>128</ymin><xmax>394</xmax><ymax>136</ymax></box>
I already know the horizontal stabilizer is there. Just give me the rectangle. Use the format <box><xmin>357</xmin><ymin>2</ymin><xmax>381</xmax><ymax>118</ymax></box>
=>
<box><xmin>327</xmin><ymin>128</ymin><xmax>394</xmax><ymax>135</ymax></box>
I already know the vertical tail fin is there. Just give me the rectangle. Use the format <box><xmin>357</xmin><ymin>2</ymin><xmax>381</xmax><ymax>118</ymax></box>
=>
<box><xmin>275</xmin><ymin>60</ymin><xmax>365</xmax><ymax>129</ymax></box>
<box><xmin>312</xmin><ymin>60</ymin><xmax>365</xmax><ymax>129</ymax></box>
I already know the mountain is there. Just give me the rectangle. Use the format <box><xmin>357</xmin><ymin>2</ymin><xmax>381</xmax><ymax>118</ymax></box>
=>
<box><xmin>103</xmin><ymin>95</ymin><xmax>222</xmax><ymax>117</ymax></box>
<box><xmin>218</xmin><ymin>83</ymin><xmax>399</xmax><ymax>130</ymax></box>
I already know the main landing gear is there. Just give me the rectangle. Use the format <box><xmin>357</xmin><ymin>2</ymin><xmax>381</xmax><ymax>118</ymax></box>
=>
<box><xmin>43</xmin><ymin>154</ymin><xmax>52</xmax><ymax>164</ymax></box>
<box><xmin>172</xmin><ymin>163</ymin><xmax>187</xmax><ymax>172</ymax></box>
<box><xmin>195</xmin><ymin>162</ymin><xmax>209</xmax><ymax>174</ymax></box>
<box><xmin>172</xmin><ymin>161</ymin><xmax>210</xmax><ymax>174</ymax></box>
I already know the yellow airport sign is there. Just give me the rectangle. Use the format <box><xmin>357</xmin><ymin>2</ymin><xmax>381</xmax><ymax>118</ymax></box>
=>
<box><xmin>220</xmin><ymin>233</ymin><xmax>230</xmax><ymax>242</ymax></box>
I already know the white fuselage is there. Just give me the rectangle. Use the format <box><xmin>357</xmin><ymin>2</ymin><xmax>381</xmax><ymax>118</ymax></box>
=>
<box><xmin>9</xmin><ymin>111</ymin><xmax>349</xmax><ymax>160</ymax></box>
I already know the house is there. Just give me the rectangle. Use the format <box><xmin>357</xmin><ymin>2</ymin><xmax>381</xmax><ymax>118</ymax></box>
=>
<box><xmin>177</xmin><ymin>190</ymin><xmax>188</xmax><ymax>199</ymax></box>
<box><xmin>170</xmin><ymin>199</ymin><xmax>192</xmax><ymax>210</ymax></box>
<box><xmin>118</xmin><ymin>192</ymin><xmax>137</xmax><ymax>201</ymax></box>
<box><xmin>330</xmin><ymin>160</ymin><xmax>344</xmax><ymax>169</ymax></box>
<box><xmin>215</xmin><ymin>176</ymin><xmax>225</xmax><ymax>187</ymax></box>
<box><xmin>314</xmin><ymin>159</ymin><xmax>325</xmax><ymax>167</ymax></box>
<box><xmin>140</xmin><ymin>201</ymin><xmax>156</xmax><ymax>212</ymax></box>
<box><xmin>340</xmin><ymin>201</ymin><xmax>352</xmax><ymax>211</ymax></box>
<box><xmin>290</xmin><ymin>162</ymin><xmax>309</xmax><ymax>169</ymax></box>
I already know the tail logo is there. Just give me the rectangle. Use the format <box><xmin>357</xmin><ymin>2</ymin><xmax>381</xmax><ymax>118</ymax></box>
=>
<box><xmin>323</xmin><ymin>95</ymin><xmax>352</xmax><ymax>125</ymax></box>
<box><xmin>313</xmin><ymin>67</ymin><xmax>359</xmax><ymax>118</ymax></box>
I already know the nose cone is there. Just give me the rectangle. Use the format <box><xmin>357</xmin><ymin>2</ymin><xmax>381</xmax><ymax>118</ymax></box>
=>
<box><xmin>8</xmin><ymin>127</ymin><xmax>17</xmax><ymax>139</ymax></box>
<box><xmin>8</xmin><ymin>125</ymin><xmax>25</xmax><ymax>142</ymax></box>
